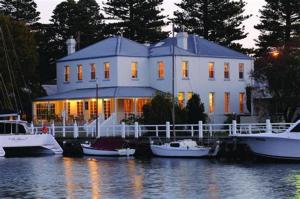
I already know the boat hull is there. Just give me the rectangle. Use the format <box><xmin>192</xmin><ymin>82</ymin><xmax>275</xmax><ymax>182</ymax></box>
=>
<box><xmin>82</xmin><ymin>144</ymin><xmax>135</xmax><ymax>156</ymax></box>
<box><xmin>151</xmin><ymin>145</ymin><xmax>210</xmax><ymax>157</ymax></box>
<box><xmin>236</xmin><ymin>136</ymin><xmax>300</xmax><ymax>160</ymax></box>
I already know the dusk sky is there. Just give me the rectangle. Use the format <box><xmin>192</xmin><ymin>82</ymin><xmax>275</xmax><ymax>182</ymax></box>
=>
<box><xmin>35</xmin><ymin>0</ymin><xmax>266</xmax><ymax>48</ymax></box>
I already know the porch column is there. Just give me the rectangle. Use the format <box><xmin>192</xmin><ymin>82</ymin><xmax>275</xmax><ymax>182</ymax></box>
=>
<box><xmin>134</xmin><ymin>98</ymin><xmax>137</xmax><ymax>115</ymax></box>
<box><xmin>114</xmin><ymin>98</ymin><xmax>118</xmax><ymax>116</ymax></box>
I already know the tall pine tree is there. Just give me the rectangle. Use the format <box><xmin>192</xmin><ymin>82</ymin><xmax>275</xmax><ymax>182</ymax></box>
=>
<box><xmin>255</xmin><ymin>0</ymin><xmax>300</xmax><ymax>56</ymax></box>
<box><xmin>103</xmin><ymin>0</ymin><xmax>169</xmax><ymax>43</ymax></box>
<box><xmin>173</xmin><ymin>0</ymin><xmax>250</xmax><ymax>49</ymax></box>
<box><xmin>0</xmin><ymin>0</ymin><xmax>40</xmax><ymax>24</ymax></box>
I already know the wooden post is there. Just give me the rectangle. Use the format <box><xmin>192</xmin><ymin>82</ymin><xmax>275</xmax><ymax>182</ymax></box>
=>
<box><xmin>51</xmin><ymin>121</ymin><xmax>55</xmax><ymax>137</ymax></box>
<box><xmin>155</xmin><ymin>125</ymin><xmax>158</xmax><ymax>137</ymax></box>
<box><xmin>30</xmin><ymin>122</ymin><xmax>34</xmax><ymax>134</ymax></box>
<box><xmin>134</xmin><ymin>122</ymin><xmax>139</xmax><ymax>138</ymax></box>
<box><xmin>198</xmin><ymin>121</ymin><xmax>203</xmax><ymax>138</ymax></box>
<box><xmin>191</xmin><ymin>125</ymin><xmax>194</xmax><ymax>137</ymax></box>
<box><xmin>73</xmin><ymin>121</ymin><xmax>78</xmax><ymax>138</ymax></box>
<box><xmin>166</xmin><ymin>121</ymin><xmax>170</xmax><ymax>139</ymax></box>
<box><xmin>121</xmin><ymin>122</ymin><xmax>126</xmax><ymax>138</ymax></box>
<box><xmin>266</xmin><ymin>119</ymin><xmax>272</xmax><ymax>133</ymax></box>
<box><xmin>232</xmin><ymin>120</ymin><xmax>237</xmax><ymax>135</ymax></box>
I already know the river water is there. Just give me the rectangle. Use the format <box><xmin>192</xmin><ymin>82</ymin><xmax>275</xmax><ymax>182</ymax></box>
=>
<box><xmin>0</xmin><ymin>156</ymin><xmax>299</xmax><ymax>199</ymax></box>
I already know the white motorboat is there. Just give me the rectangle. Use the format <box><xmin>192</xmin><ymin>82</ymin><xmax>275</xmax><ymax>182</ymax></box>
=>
<box><xmin>81</xmin><ymin>138</ymin><xmax>135</xmax><ymax>156</ymax></box>
<box><xmin>232</xmin><ymin>120</ymin><xmax>300</xmax><ymax>160</ymax></box>
<box><xmin>0</xmin><ymin>114</ymin><xmax>63</xmax><ymax>157</ymax></box>
<box><xmin>150</xmin><ymin>139</ymin><xmax>219</xmax><ymax>158</ymax></box>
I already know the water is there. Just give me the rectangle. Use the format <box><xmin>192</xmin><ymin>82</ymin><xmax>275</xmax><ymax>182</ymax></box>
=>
<box><xmin>0</xmin><ymin>157</ymin><xmax>300</xmax><ymax>199</ymax></box>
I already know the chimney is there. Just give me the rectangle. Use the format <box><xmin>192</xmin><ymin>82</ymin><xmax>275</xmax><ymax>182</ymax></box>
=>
<box><xmin>66</xmin><ymin>36</ymin><xmax>76</xmax><ymax>55</ymax></box>
<box><xmin>176</xmin><ymin>32</ymin><xmax>188</xmax><ymax>50</ymax></box>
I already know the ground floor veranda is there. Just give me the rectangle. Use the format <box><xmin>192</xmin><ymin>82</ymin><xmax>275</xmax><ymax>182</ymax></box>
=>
<box><xmin>33</xmin><ymin>98</ymin><xmax>150</xmax><ymax>125</ymax></box>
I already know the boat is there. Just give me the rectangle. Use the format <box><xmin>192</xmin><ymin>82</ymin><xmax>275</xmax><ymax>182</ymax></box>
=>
<box><xmin>150</xmin><ymin>139</ymin><xmax>219</xmax><ymax>158</ymax></box>
<box><xmin>81</xmin><ymin>138</ymin><xmax>135</xmax><ymax>156</ymax></box>
<box><xmin>0</xmin><ymin>114</ymin><xmax>63</xmax><ymax>157</ymax></box>
<box><xmin>232</xmin><ymin>120</ymin><xmax>300</xmax><ymax>160</ymax></box>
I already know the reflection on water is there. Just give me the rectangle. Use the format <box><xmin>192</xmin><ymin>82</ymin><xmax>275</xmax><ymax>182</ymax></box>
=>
<box><xmin>1</xmin><ymin>157</ymin><xmax>300</xmax><ymax>198</ymax></box>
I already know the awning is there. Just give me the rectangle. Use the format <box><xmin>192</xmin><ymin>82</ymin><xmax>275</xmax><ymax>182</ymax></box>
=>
<box><xmin>35</xmin><ymin>86</ymin><xmax>160</xmax><ymax>101</ymax></box>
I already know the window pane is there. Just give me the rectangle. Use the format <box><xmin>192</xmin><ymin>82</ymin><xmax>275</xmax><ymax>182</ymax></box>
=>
<box><xmin>178</xmin><ymin>92</ymin><xmax>185</xmax><ymax>107</ymax></box>
<box><xmin>131</xmin><ymin>62</ymin><xmax>138</xmax><ymax>79</ymax></box>
<box><xmin>158</xmin><ymin>61</ymin><xmax>164</xmax><ymax>79</ymax></box>
<box><xmin>224</xmin><ymin>92</ymin><xmax>230</xmax><ymax>113</ymax></box>
<box><xmin>91</xmin><ymin>64</ymin><xmax>96</xmax><ymax>80</ymax></box>
<box><xmin>239</xmin><ymin>92</ymin><xmax>245</xmax><ymax>113</ymax></box>
<box><xmin>182</xmin><ymin>61</ymin><xmax>188</xmax><ymax>78</ymax></box>
<box><xmin>224</xmin><ymin>63</ymin><xmax>229</xmax><ymax>79</ymax></box>
<box><xmin>239</xmin><ymin>63</ymin><xmax>244</xmax><ymax>79</ymax></box>
<box><xmin>209</xmin><ymin>92</ymin><xmax>214</xmax><ymax>113</ymax></box>
<box><xmin>208</xmin><ymin>62</ymin><xmax>214</xmax><ymax>79</ymax></box>
<box><xmin>65</xmin><ymin>65</ymin><xmax>70</xmax><ymax>82</ymax></box>
<box><xmin>77</xmin><ymin>65</ymin><xmax>82</xmax><ymax>80</ymax></box>
<box><xmin>104</xmin><ymin>63</ymin><xmax>110</xmax><ymax>79</ymax></box>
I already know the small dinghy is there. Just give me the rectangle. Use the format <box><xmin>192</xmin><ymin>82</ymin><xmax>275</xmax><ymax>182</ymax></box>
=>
<box><xmin>81</xmin><ymin>138</ymin><xmax>135</xmax><ymax>156</ymax></box>
<box><xmin>150</xmin><ymin>139</ymin><xmax>219</xmax><ymax>158</ymax></box>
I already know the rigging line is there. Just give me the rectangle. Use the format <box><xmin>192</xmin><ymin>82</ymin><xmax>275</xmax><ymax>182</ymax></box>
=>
<box><xmin>3</xmin><ymin>25</ymin><xmax>24</xmax><ymax>112</ymax></box>
<box><xmin>6</xmin><ymin>24</ymin><xmax>31</xmax><ymax>107</ymax></box>
<box><xmin>0</xmin><ymin>80</ymin><xmax>10</xmax><ymax>110</ymax></box>
<box><xmin>0</xmin><ymin>26</ymin><xmax>19</xmax><ymax>112</ymax></box>
<box><xmin>0</xmin><ymin>74</ymin><xmax>14</xmax><ymax>110</ymax></box>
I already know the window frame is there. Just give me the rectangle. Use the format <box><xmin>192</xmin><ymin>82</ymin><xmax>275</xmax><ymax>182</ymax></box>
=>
<box><xmin>64</xmin><ymin>65</ymin><xmax>70</xmax><ymax>82</ymax></box>
<box><xmin>224</xmin><ymin>63</ymin><xmax>230</xmax><ymax>80</ymax></box>
<box><xmin>131</xmin><ymin>62</ymin><xmax>138</xmax><ymax>79</ymax></box>
<box><xmin>157</xmin><ymin>61</ymin><xmax>165</xmax><ymax>79</ymax></box>
<box><xmin>239</xmin><ymin>63</ymin><xmax>244</xmax><ymax>80</ymax></box>
<box><xmin>104</xmin><ymin>62</ymin><xmax>110</xmax><ymax>80</ymax></box>
<box><xmin>224</xmin><ymin>92</ymin><xmax>230</xmax><ymax>113</ymax></box>
<box><xmin>181</xmin><ymin>61</ymin><xmax>189</xmax><ymax>79</ymax></box>
<box><xmin>209</xmin><ymin>92</ymin><xmax>215</xmax><ymax>113</ymax></box>
<box><xmin>239</xmin><ymin>92</ymin><xmax>245</xmax><ymax>113</ymax></box>
<box><xmin>90</xmin><ymin>63</ymin><xmax>96</xmax><ymax>80</ymax></box>
<box><xmin>77</xmin><ymin>64</ymin><xmax>83</xmax><ymax>81</ymax></box>
<box><xmin>208</xmin><ymin>62</ymin><xmax>215</xmax><ymax>79</ymax></box>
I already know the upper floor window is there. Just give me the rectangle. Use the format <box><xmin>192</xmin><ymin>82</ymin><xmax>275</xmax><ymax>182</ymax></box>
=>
<box><xmin>64</xmin><ymin>65</ymin><xmax>70</xmax><ymax>82</ymax></box>
<box><xmin>239</xmin><ymin>92</ymin><xmax>245</xmax><ymax>113</ymax></box>
<box><xmin>77</xmin><ymin>64</ymin><xmax>83</xmax><ymax>81</ymax></box>
<box><xmin>158</xmin><ymin>61</ymin><xmax>165</xmax><ymax>79</ymax></box>
<box><xmin>104</xmin><ymin>62</ymin><xmax>110</xmax><ymax>80</ymax></box>
<box><xmin>239</xmin><ymin>63</ymin><xmax>244</xmax><ymax>79</ymax></box>
<box><xmin>209</xmin><ymin>92</ymin><xmax>215</xmax><ymax>113</ymax></box>
<box><xmin>208</xmin><ymin>62</ymin><xmax>214</xmax><ymax>79</ymax></box>
<box><xmin>224</xmin><ymin>63</ymin><xmax>230</xmax><ymax>79</ymax></box>
<box><xmin>91</xmin><ymin>64</ymin><xmax>96</xmax><ymax>80</ymax></box>
<box><xmin>131</xmin><ymin>62</ymin><xmax>138</xmax><ymax>79</ymax></box>
<box><xmin>224</xmin><ymin>92</ymin><xmax>230</xmax><ymax>113</ymax></box>
<box><xmin>178</xmin><ymin>92</ymin><xmax>185</xmax><ymax>107</ymax></box>
<box><xmin>182</xmin><ymin>61</ymin><xmax>189</xmax><ymax>78</ymax></box>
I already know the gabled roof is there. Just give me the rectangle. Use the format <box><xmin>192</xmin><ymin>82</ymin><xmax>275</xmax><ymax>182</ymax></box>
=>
<box><xmin>58</xmin><ymin>36</ymin><xmax>149</xmax><ymax>62</ymax></box>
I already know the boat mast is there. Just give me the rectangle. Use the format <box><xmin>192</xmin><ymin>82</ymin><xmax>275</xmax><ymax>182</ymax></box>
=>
<box><xmin>96</xmin><ymin>81</ymin><xmax>99</xmax><ymax>137</ymax></box>
<box><xmin>172</xmin><ymin>23</ymin><xmax>176</xmax><ymax>137</ymax></box>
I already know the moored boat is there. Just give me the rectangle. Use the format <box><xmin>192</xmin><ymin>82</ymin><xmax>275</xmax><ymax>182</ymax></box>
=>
<box><xmin>232</xmin><ymin>120</ymin><xmax>300</xmax><ymax>160</ymax></box>
<box><xmin>81</xmin><ymin>138</ymin><xmax>135</xmax><ymax>156</ymax></box>
<box><xmin>150</xmin><ymin>139</ymin><xmax>219</xmax><ymax>158</ymax></box>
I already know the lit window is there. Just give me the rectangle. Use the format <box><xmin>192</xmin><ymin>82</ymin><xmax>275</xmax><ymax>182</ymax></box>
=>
<box><xmin>64</xmin><ymin>65</ymin><xmax>70</xmax><ymax>82</ymax></box>
<box><xmin>91</xmin><ymin>64</ymin><xmax>96</xmax><ymax>80</ymax></box>
<box><xmin>239</xmin><ymin>92</ymin><xmax>245</xmax><ymax>113</ymax></box>
<box><xmin>224</xmin><ymin>63</ymin><xmax>230</xmax><ymax>79</ymax></box>
<box><xmin>131</xmin><ymin>62</ymin><xmax>138</xmax><ymax>79</ymax></box>
<box><xmin>104</xmin><ymin>62</ymin><xmax>110</xmax><ymax>79</ymax></box>
<box><xmin>208</xmin><ymin>62</ymin><xmax>214</xmax><ymax>79</ymax></box>
<box><xmin>209</xmin><ymin>92</ymin><xmax>215</xmax><ymax>113</ymax></box>
<box><xmin>158</xmin><ymin>61</ymin><xmax>165</xmax><ymax>79</ymax></box>
<box><xmin>90</xmin><ymin>101</ymin><xmax>97</xmax><ymax>119</ymax></box>
<box><xmin>36</xmin><ymin>103</ymin><xmax>55</xmax><ymax>120</ymax></box>
<box><xmin>77</xmin><ymin>101</ymin><xmax>83</xmax><ymax>116</ymax></box>
<box><xmin>178</xmin><ymin>92</ymin><xmax>185</xmax><ymax>107</ymax></box>
<box><xmin>77</xmin><ymin>64</ymin><xmax>83</xmax><ymax>81</ymax></box>
<box><xmin>137</xmin><ymin>99</ymin><xmax>149</xmax><ymax>114</ymax></box>
<box><xmin>124</xmin><ymin>99</ymin><xmax>134</xmax><ymax>118</ymax></box>
<box><xmin>224</xmin><ymin>92</ymin><xmax>230</xmax><ymax>113</ymax></box>
<box><xmin>187</xmin><ymin>92</ymin><xmax>193</xmax><ymax>101</ymax></box>
<box><xmin>182</xmin><ymin>61</ymin><xmax>189</xmax><ymax>78</ymax></box>
<box><xmin>239</xmin><ymin>63</ymin><xmax>244</xmax><ymax>79</ymax></box>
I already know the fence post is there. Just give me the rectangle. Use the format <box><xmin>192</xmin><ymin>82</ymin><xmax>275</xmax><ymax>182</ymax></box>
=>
<box><xmin>232</xmin><ymin>120</ymin><xmax>237</xmax><ymax>135</ymax></box>
<box><xmin>74</xmin><ymin>121</ymin><xmax>78</xmax><ymax>138</ymax></box>
<box><xmin>63</xmin><ymin>118</ymin><xmax>66</xmax><ymax>137</ymax></box>
<box><xmin>51</xmin><ymin>121</ymin><xmax>55</xmax><ymax>137</ymax></box>
<box><xmin>155</xmin><ymin>125</ymin><xmax>158</xmax><ymax>137</ymax></box>
<box><xmin>198</xmin><ymin>121</ymin><xmax>203</xmax><ymax>139</ymax></box>
<box><xmin>97</xmin><ymin>119</ymin><xmax>101</xmax><ymax>138</ymax></box>
<box><xmin>166</xmin><ymin>121</ymin><xmax>170</xmax><ymax>139</ymax></box>
<box><xmin>30</xmin><ymin>122</ymin><xmax>34</xmax><ymax>134</ymax></box>
<box><xmin>191</xmin><ymin>125</ymin><xmax>194</xmax><ymax>137</ymax></box>
<box><xmin>248</xmin><ymin>124</ymin><xmax>252</xmax><ymax>134</ymax></box>
<box><xmin>209</xmin><ymin>124</ymin><xmax>212</xmax><ymax>137</ymax></box>
<box><xmin>121</xmin><ymin>122</ymin><xmax>126</xmax><ymax>138</ymax></box>
<box><xmin>134</xmin><ymin>122</ymin><xmax>139</xmax><ymax>138</ymax></box>
<box><xmin>266</xmin><ymin>119</ymin><xmax>272</xmax><ymax>133</ymax></box>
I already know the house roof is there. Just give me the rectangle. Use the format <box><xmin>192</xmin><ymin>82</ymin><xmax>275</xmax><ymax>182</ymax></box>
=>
<box><xmin>35</xmin><ymin>87</ymin><xmax>159</xmax><ymax>101</ymax></box>
<box><xmin>58</xmin><ymin>33</ymin><xmax>252</xmax><ymax>62</ymax></box>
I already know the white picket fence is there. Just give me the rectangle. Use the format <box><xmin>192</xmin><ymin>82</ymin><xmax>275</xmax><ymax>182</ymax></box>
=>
<box><xmin>29</xmin><ymin>119</ymin><xmax>293</xmax><ymax>139</ymax></box>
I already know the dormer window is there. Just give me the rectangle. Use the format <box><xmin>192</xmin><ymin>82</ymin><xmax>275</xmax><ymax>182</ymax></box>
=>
<box><xmin>181</xmin><ymin>61</ymin><xmax>188</xmax><ymax>79</ymax></box>
<box><xmin>131</xmin><ymin>62</ymin><xmax>138</xmax><ymax>79</ymax></box>
<box><xmin>104</xmin><ymin>62</ymin><xmax>110</xmax><ymax>79</ymax></box>
<box><xmin>77</xmin><ymin>64</ymin><xmax>82</xmax><ymax>81</ymax></box>
<box><xmin>158</xmin><ymin>61</ymin><xmax>164</xmax><ymax>79</ymax></box>
<box><xmin>91</xmin><ymin>64</ymin><xmax>96</xmax><ymax>80</ymax></box>
<box><xmin>64</xmin><ymin>65</ymin><xmax>70</xmax><ymax>82</ymax></box>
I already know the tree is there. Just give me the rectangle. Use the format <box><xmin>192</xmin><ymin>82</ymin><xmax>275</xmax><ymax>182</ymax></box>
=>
<box><xmin>0</xmin><ymin>0</ymin><xmax>40</xmax><ymax>24</ymax></box>
<box><xmin>0</xmin><ymin>16</ymin><xmax>44</xmax><ymax>117</ymax></box>
<box><xmin>103</xmin><ymin>0</ymin><xmax>169</xmax><ymax>43</ymax></box>
<box><xmin>186</xmin><ymin>94</ymin><xmax>207</xmax><ymax>123</ymax></box>
<box><xmin>173</xmin><ymin>0</ymin><xmax>250</xmax><ymax>50</ymax></box>
<box><xmin>255</xmin><ymin>0</ymin><xmax>300</xmax><ymax>56</ymax></box>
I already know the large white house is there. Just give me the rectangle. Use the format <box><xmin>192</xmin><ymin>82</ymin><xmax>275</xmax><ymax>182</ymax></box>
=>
<box><xmin>33</xmin><ymin>32</ymin><xmax>253</xmax><ymax>124</ymax></box>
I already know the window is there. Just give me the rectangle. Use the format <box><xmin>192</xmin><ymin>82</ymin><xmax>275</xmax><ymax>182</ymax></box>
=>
<box><xmin>209</xmin><ymin>92</ymin><xmax>215</xmax><ymax>113</ymax></box>
<box><xmin>224</xmin><ymin>92</ymin><xmax>230</xmax><ymax>113</ymax></box>
<box><xmin>239</xmin><ymin>92</ymin><xmax>245</xmax><ymax>113</ymax></box>
<box><xmin>158</xmin><ymin>61</ymin><xmax>165</xmax><ymax>79</ymax></box>
<box><xmin>104</xmin><ymin>62</ymin><xmax>110</xmax><ymax>79</ymax></box>
<box><xmin>131</xmin><ymin>62</ymin><xmax>138</xmax><ymax>79</ymax></box>
<box><xmin>36</xmin><ymin>103</ymin><xmax>55</xmax><ymax>120</ymax></box>
<box><xmin>187</xmin><ymin>92</ymin><xmax>193</xmax><ymax>101</ymax></box>
<box><xmin>77</xmin><ymin>64</ymin><xmax>83</xmax><ymax>81</ymax></box>
<box><xmin>208</xmin><ymin>62</ymin><xmax>214</xmax><ymax>79</ymax></box>
<box><xmin>90</xmin><ymin>101</ymin><xmax>97</xmax><ymax>119</ymax></box>
<box><xmin>64</xmin><ymin>65</ymin><xmax>70</xmax><ymax>82</ymax></box>
<box><xmin>178</xmin><ymin>92</ymin><xmax>185</xmax><ymax>107</ymax></box>
<box><xmin>239</xmin><ymin>63</ymin><xmax>244</xmax><ymax>79</ymax></box>
<box><xmin>91</xmin><ymin>64</ymin><xmax>96</xmax><ymax>80</ymax></box>
<box><xmin>224</xmin><ymin>63</ymin><xmax>230</xmax><ymax>79</ymax></box>
<box><xmin>137</xmin><ymin>99</ymin><xmax>149</xmax><ymax>114</ymax></box>
<box><xmin>182</xmin><ymin>61</ymin><xmax>189</xmax><ymax>78</ymax></box>
<box><xmin>124</xmin><ymin>99</ymin><xmax>134</xmax><ymax>118</ymax></box>
<box><xmin>77</xmin><ymin>101</ymin><xmax>83</xmax><ymax>116</ymax></box>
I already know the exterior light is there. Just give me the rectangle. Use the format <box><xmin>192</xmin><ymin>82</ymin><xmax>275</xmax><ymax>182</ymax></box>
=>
<box><xmin>271</xmin><ymin>50</ymin><xmax>280</xmax><ymax>58</ymax></box>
